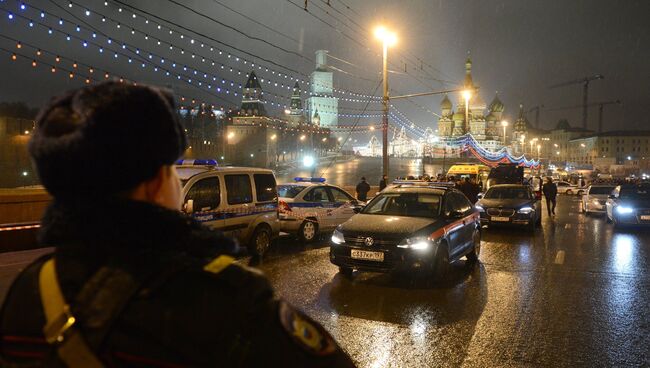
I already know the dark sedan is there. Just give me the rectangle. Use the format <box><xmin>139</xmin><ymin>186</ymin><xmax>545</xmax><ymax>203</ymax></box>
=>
<box><xmin>329</xmin><ymin>185</ymin><xmax>481</xmax><ymax>279</ymax></box>
<box><xmin>606</xmin><ymin>183</ymin><xmax>650</xmax><ymax>228</ymax></box>
<box><xmin>475</xmin><ymin>184</ymin><xmax>542</xmax><ymax>231</ymax></box>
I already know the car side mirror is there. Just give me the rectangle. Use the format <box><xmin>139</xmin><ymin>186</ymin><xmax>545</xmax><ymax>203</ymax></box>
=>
<box><xmin>352</xmin><ymin>205</ymin><xmax>364</xmax><ymax>214</ymax></box>
<box><xmin>477</xmin><ymin>193</ymin><xmax>483</xmax><ymax>199</ymax></box>
<box><xmin>183</xmin><ymin>199</ymin><xmax>194</xmax><ymax>214</ymax></box>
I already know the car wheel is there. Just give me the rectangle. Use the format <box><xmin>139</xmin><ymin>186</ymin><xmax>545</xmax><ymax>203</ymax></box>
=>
<box><xmin>566</xmin><ymin>189</ymin><xmax>573</xmax><ymax>195</ymax></box>
<box><xmin>248</xmin><ymin>225</ymin><xmax>271</xmax><ymax>257</ymax></box>
<box><xmin>466</xmin><ymin>230</ymin><xmax>481</xmax><ymax>264</ymax></box>
<box><xmin>338</xmin><ymin>266</ymin><xmax>354</xmax><ymax>278</ymax></box>
<box><xmin>433</xmin><ymin>243</ymin><xmax>450</xmax><ymax>281</ymax></box>
<box><xmin>299</xmin><ymin>219</ymin><xmax>319</xmax><ymax>243</ymax></box>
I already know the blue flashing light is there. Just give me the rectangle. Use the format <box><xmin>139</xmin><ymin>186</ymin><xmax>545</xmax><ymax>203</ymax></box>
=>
<box><xmin>293</xmin><ymin>177</ymin><xmax>326</xmax><ymax>183</ymax></box>
<box><xmin>8</xmin><ymin>13</ymin><xmax>13</xmax><ymax>19</ymax></box>
<box><xmin>175</xmin><ymin>159</ymin><xmax>218</xmax><ymax>166</ymax></box>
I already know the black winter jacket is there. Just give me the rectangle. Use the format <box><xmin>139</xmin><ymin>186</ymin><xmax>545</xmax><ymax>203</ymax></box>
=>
<box><xmin>0</xmin><ymin>198</ymin><xmax>355</xmax><ymax>367</ymax></box>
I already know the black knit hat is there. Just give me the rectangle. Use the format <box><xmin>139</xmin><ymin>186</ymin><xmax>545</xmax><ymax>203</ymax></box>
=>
<box><xmin>29</xmin><ymin>81</ymin><xmax>187</xmax><ymax>199</ymax></box>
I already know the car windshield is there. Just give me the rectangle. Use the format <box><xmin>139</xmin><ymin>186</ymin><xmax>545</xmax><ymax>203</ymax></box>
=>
<box><xmin>277</xmin><ymin>185</ymin><xmax>306</xmax><ymax>198</ymax></box>
<box><xmin>484</xmin><ymin>187</ymin><xmax>531</xmax><ymax>200</ymax></box>
<box><xmin>361</xmin><ymin>192</ymin><xmax>441</xmax><ymax>218</ymax></box>
<box><xmin>619</xmin><ymin>186</ymin><xmax>650</xmax><ymax>199</ymax></box>
<box><xmin>589</xmin><ymin>186</ymin><xmax>614</xmax><ymax>195</ymax></box>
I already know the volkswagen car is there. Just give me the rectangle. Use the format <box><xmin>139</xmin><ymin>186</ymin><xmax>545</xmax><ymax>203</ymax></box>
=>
<box><xmin>329</xmin><ymin>184</ymin><xmax>481</xmax><ymax>279</ymax></box>
<box><xmin>606</xmin><ymin>183</ymin><xmax>650</xmax><ymax>228</ymax></box>
<box><xmin>475</xmin><ymin>184</ymin><xmax>542</xmax><ymax>231</ymax></box>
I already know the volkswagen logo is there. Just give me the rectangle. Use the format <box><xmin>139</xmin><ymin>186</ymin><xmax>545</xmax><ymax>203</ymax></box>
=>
<box><xmin>364</xmin><ymin>237</ymin><xmax>374</xmax><ymax>246</ymax></box>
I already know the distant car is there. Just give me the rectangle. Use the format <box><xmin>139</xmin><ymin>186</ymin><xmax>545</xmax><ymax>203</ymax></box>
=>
<box><xmin>581</xmin><ymin>185</ymin><xmax>615</xmax><ymax>215</ymax></box>
<box><xmin>485</xmin><ymin>163</ymin><xmax>524</xmax><ymax>191</ymax></box>
<box><xmin>606</xmin><ymin>183</ymin><xmax>650</xmax><ymax>228</ymax></box>
<box><xmin>277</xmin><ymin>177</ymin><xmax>360</xmax><ymax>242</ymax></box>
<box><xmin>555</xmin><ymin>181</ymin><xmax>578</xmax><ymax>195</ymax></box>
<box><xmin>475</xmin><ymin>184</ymin><xmax>542</xmax><ymax>231</ymax></box>
<box><xmin>330</xmin><ymin>183</ymin><xmax>481</xmax><ymax>279</ymax></box>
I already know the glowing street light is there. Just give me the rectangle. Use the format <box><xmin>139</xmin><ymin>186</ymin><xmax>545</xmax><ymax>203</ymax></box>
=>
<box><xmin>321</xmin><ymin>137</ymin><xmax>327</xmax><ymax>142</ymax></box>
<box><xmin>270</xmin><ymin>134</ymin><xmax>277</xmax><ymax>140</ymax></box>
<box><xmin>501</xmin><ymin>120</ymin><xmax>508</xmax><ymax>146</ymax></box>
<box><xmin>462</xmin><ymin>89</ymin><xmax>472</xmax><ymax>132</ymax></box>
<box><xmin>299</xmin><ymin>135</ymin><xmax>306</xmax><ymax>141</ymax></box>
<box><xmin>227</xmin><ymin>132</ymin><xmax>235</xmax><ymax>139</ymax></box>
<box><xmin>374</xmin><ymin>25</ymin><xmax>397</xmax><ymax>178</ymax></box>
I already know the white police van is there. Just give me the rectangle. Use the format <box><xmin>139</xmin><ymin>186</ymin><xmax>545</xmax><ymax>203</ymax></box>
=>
<box><xmin>278</xmin><ymin>177</ymin><xmax>361</xmax><ymax>242</ymax></box>
<box><xmin>176</xmin><ymin>159</ymin><xmax>280</xmax><ymax>257</ymax></box>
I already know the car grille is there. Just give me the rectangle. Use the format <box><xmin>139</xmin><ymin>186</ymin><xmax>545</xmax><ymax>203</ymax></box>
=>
<box><xmin>343</xmin><ymin>236</ymin><xmax>399</xmax><ymax>247</ymax></box>
<box><xmin>486</xmin><ymin>208</ymin><xmax>515</xmax><ymax>217</ymax></box>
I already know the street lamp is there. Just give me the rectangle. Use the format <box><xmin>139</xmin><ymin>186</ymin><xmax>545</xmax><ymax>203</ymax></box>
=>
<box><xmin>537</xmin><ymin>144</ymin><xmax>541</xmax><ymax>160</ymax></box>
<box><xmin>501</xmin><ymin>120</ymin><xmax>508</xmax><ymax>146</ymax></box>
<box><xmin>374</xmin><ymin>25</ymin><xmax>397</xmax><ymax>178</ymax></box>
<box><xmin>462</xmin><ymin>89</ymin><xmax>472</xmax><ymax>133</ymax></box>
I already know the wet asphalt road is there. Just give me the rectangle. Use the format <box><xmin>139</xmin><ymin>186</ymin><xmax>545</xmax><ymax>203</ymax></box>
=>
<box><xmin>255</xmin><ymin>195</ymin><xmax>650</xmax><ymax>367</ymax></box>
<box><xmin>0</xmin><ymin>196</ymin><xmax>648</xmax><ymax>367</ymax></box>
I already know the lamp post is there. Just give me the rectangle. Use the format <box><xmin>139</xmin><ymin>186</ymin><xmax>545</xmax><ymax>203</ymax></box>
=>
<box><xmin>462</xmin><ymin>90</ymin><xmax>472</xmax><ymax>133</ymax></box>
<box><xmin>501</xmin><ymin>120</ymin><xmax>508</xmax><ymax>147</ymax></box>
<box><xmin>375</xmin><ymin>26</ymin><xmax>397</xmax><ymax>178</ymax></box>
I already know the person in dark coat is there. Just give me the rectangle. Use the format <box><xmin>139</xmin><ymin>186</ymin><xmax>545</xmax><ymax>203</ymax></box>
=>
<box><xmin>0</xmin><ymin>82</ymin><xmax>355</xmax><ymax>367</ymax></box>
<box><xmin>379</xmin><ymin>175</ymin><xmax>388</xmax><ymax>191</ymax></box>
<box><xmin>542</xmin><ymin>177</ymin><xmax>558</xmax><ymax>216</ymax></box>
<box><xmin>356</xmin><ymin>177</ymin><xmax>371</xmax><ymax>201</ymax></box>
<box><xmin>460</xmin><ymin>177</ymin><xmax>480</xmax><ymax>203</ymax></box>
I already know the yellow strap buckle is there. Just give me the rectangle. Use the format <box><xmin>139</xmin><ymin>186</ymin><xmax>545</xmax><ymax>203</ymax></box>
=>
<box><xmin>43</xmin><ymin>304</ymin><xmax>77</xmax><ymax>345</ymax></box>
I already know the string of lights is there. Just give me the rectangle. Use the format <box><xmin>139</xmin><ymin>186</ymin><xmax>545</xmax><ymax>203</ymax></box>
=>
<box><xmin>9</xmin><ymin>1</ymin><xmax>381</xmax><ymax>105</ymax></box>
<box><xmin>102</xmin><ymin>0</ymin><xmax>383</xmax><ymax>100</ymax></box>
<box><xmin>0</xmin><ymin>8</ymin><xmax>391</xmax><ymax>120</ymax></box>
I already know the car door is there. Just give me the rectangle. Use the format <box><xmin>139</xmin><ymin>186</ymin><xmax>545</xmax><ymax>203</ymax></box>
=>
<box><xmin>303</xmin><ymin>186</ymin><xmax>336</xmax><ymax>229</ymax></box>
<box><xmin>328</xmin><ymin>187</ymin><xmax>357</xmax><ymax>225</ymax></box>
<box><xmin>223</xmin><ymin>173</ymin><xmax>254</xmax><ymax>240</ymax></box>
<box><xmin>452</xmin><ymin>192</ymin><xmax>475</xmax><ymax>253</ymax></box>
<box><xmin>184</xmin><ymin>176</ymin><xmax>225</xmax><ymax>230</ymax></box>
<box><xmin>442</xmin><ymin>193</ymin><xmax>466</xmax><ymax>258</ymax></box>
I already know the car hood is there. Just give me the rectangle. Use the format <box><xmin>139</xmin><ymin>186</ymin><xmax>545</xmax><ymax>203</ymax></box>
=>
<box><xmin>478</xmin><ymin>198</ymin><xmax>533</xmax><ymax>209</ymax></box>
<box><xmin>339</xmin><ymin>214</ymin><xmax>437</xmax><ymax>237</ymax></box>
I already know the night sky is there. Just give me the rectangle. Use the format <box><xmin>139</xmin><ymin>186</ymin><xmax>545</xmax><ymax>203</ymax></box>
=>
<box><xmin>0</xmin><ymin>0</ymin><xmax>648</xmax><ymax>138</ymax></box>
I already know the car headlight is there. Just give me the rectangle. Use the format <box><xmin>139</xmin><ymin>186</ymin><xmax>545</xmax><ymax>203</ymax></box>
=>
<box><xmin>616</xmin><ymin>206</ymin><xmax>634</xmax><ymax>214</ymax></box>
<box><xmin>475</xmin><ymin>205</ymin><xmax>485</xmax><ymax>212</ymax></box>
<box><xmin>397</xmin><ymin>236</ymin><xmax>433</xmax><ymax>250</ymax></box>
<box><xmin>331</xmin><ymin>229</ymin><xmax>345</xmax><ymax>244</ymax></box>
<box><xmin>592</xmin><ymin>199</ymin><xmax>601</xmax><ymax>205</ymax></box>
<box><xmin>517</xmin><ymin>206</ymin><xmax>534</xmax><ymax>214</ymax></box>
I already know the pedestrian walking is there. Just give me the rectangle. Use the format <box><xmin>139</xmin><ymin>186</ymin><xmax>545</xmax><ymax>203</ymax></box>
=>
<box><xmin>0</xmin><ymin>82</ymin><xmax>355</xmax><ymax>367</ymax></box>
<box><xmin>356</xmin><ymin>176</ymin><xmax>371</xmax><ymax>201</ymax></box>
<box><xmin>379</xmin><ymin>175</ymin><xmax>388</xmax><ymax>191</ymax></box>
<box><xmin>542</xmin><ymin>177</ymin><xmax>558</xmax><ymax>216</ymax></box>
<box><xmin>460</xmin><ymin>177</ymin><xmax>480</xmax><ymax>203</ymax></box>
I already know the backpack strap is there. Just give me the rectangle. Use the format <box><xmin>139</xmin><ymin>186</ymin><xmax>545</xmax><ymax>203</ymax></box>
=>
<box><xmin>39</xmin><ymin>259</ymin><xmax>103</xmax><ymax>367</ymax></box>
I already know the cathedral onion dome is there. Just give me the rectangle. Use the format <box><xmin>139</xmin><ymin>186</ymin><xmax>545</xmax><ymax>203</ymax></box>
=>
<box><xmin>470</xmin><ymin>94</ymin><xmax>486</xmax><ymax>111</ymax></box>
<box><xmin>440</xmin><ymin>95</ymin><xmax>452</xmax><ymax>116</ymax></box>
<box><xmin>489</xmin><ymin>93</ymin><xmax>504</xmax><ymax>113</ymax></box>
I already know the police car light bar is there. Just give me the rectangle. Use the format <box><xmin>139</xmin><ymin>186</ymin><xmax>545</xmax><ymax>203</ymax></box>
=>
<box><xmin>294</xmin><ymin>177</ymin><xmax>326</xmax><ymax>183</ymax></box>
<box><xmin>175</xmin><ymin>159</ymin><xmax>218</xmax><ymax>166</ymax></box>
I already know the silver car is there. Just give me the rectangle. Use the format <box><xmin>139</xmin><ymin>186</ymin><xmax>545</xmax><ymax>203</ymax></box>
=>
<box><xmin>581</xmin><ymin>185</ymin><xmax>615</xmax><ymax>215</ymax></box>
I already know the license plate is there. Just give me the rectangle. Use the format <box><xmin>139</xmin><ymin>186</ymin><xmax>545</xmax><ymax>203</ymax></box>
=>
<box><xmin>350</xmin><ymin>249</ymin><xmax>384</xmax><ymax>262</ymax></box>
<box><xmin>491</xmin><ymin>216</ymin><xmax>510</xmax><ymax>222</ymax></box>
<box><xmin>641</xmin><ymin>215</ymin><xmax>650</xmax><ymax>220</ymax></box>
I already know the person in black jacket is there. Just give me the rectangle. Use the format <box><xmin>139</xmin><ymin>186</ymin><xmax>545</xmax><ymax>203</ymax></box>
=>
<box><xmin>355</xmin><ymin>177</ymin><xmax>371</xmax><ymax>201</ymax></box>
<box><xmin>379</xmin><ymin>175</ymin><xmax>388</xmax><ymax>191</ymax></box>
<box><xmin>0</xmin><ymin>82</ymin><xmax>355</xmax><ymax>367</ymax></box>
<box><xmin>542</xmin><ymin>177</ymin><xmax>558</xmax><ymax>216</ymax></box>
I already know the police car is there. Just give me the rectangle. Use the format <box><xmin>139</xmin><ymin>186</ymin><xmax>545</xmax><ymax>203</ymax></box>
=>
<box><xmin>330</xmin><ymin>183</ymin><xmax>481</xmax><ymax>279</ymax></box>
<box><xmin>278</xmin><ymin>177</ymin><xmax>361</xmax><ymax>243</ymax></box>
<box><xmin>176</xmin><ymin>159</ymin><xmax>280</xmax><ymax>257</ymax></box>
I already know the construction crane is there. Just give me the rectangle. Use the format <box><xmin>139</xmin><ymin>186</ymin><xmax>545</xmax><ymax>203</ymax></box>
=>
<box><xmin>527</xmin><ymin>105</ymin><xmax>544</xmax><ymax>128</ymax></box>
<box><xmin>546</xmin><ymin>100</ymin><xmax>621</xmax><ymax>132</ymax></box>
<box><xmin>549</xmin><ymin>75</ymin><xmax>604</xmax><ymax>130</ymax></box>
